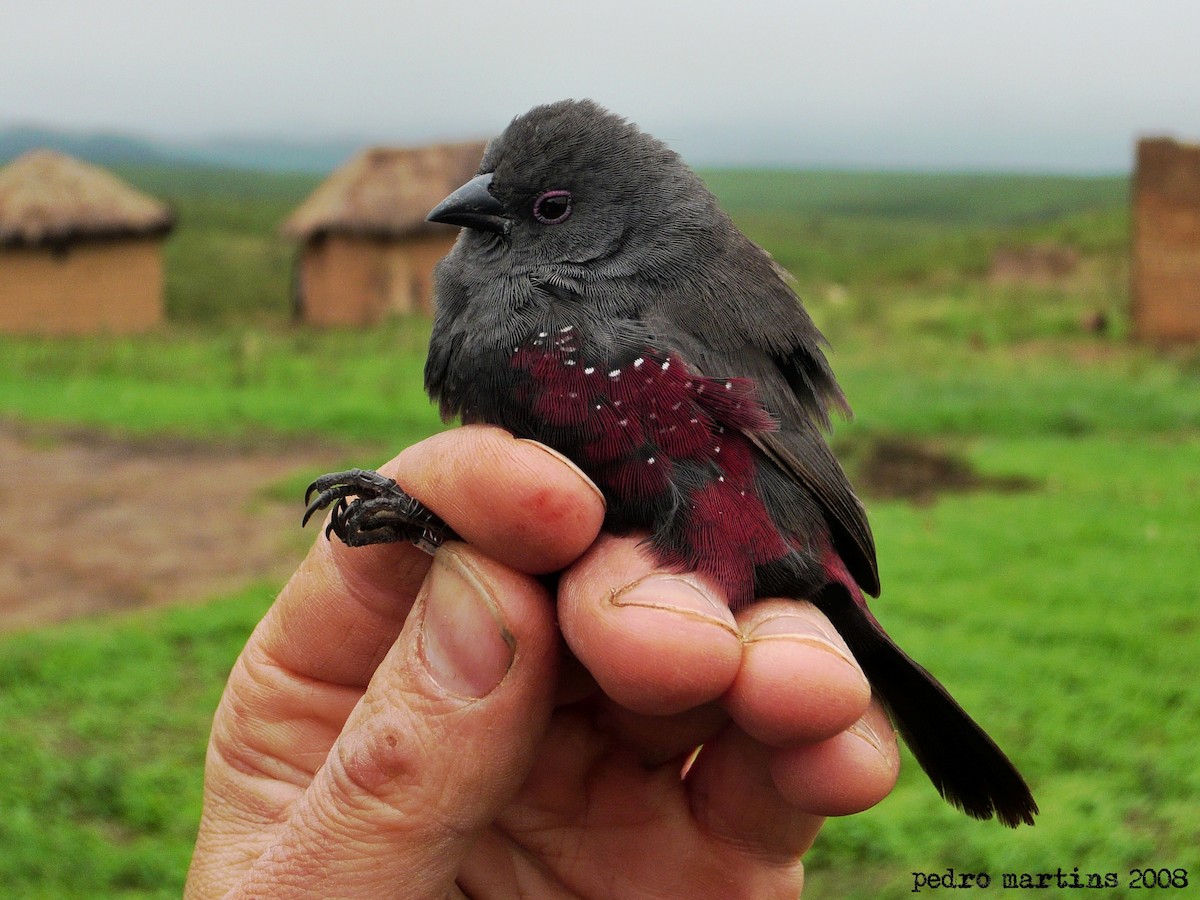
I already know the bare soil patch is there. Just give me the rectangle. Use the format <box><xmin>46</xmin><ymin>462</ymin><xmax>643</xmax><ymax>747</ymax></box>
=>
<box><xmin>0</xmin><ymin>422</ymin><xmax>339</xmax><ymax>631</ymax></box>
<box><xmin>987</xmin><ymin>242</ymin><xmax>1081</xmax><ymax>285</ymax></box>
<box><xmin>839</xmin><ymin>434</ymin><xmax>1039</xmax><ymax>506</ymax></box>
<box><xmin>0</xmin><ymin>423</ymin><xmax>1038</xmax><ymax>631</ymax></box>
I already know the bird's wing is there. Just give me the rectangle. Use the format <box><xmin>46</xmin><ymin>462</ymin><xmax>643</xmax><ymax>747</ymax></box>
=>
<box><xmin>644</xmin><ymin>254</ymin><xmax>880</xmax><ymax>597</ymax></box>
<box><xmin>747</xmin><ymin>426</ymin><xmax>880</xmax><ymax>596</ymax></box>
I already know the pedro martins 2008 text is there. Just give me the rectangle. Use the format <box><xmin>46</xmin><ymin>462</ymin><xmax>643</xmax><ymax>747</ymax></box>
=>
<box><xmin>911</xmin><ymin>866</ymin><xmax>1189</xmax><ymax>892</ymax></box>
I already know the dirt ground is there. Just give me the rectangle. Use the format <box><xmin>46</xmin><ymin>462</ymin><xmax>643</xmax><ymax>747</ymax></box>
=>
<box><xmin>0</xmin><ymin>420</ymin><xmax>1033</xmax><ymax>632</ymax></box>
<box><xmin>0</xmin><ymin>422</ymin><xmax>339</xmax><ymax>631</ymax></box>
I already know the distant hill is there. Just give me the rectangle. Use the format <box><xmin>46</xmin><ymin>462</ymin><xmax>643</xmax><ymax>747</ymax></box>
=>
<box><xmin>0</xmin><ymin>125</ymin><xmax>179</xmax><ymax>167</ymax></box>
<box><xmin>167</xmin><ymin>135</ymin><xmax>367</xmax><ymax>173</ymax></box>
<box><xmin>0</xmin><ymin>124</ymin><xmax>366</xmax><ymax>173</ymax></box>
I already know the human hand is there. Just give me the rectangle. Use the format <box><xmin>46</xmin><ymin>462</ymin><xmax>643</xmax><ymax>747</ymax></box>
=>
<box><xmin>185</xmin><ymin>425</ymin><xmax>899</xmax><ymax>898</ymax></box>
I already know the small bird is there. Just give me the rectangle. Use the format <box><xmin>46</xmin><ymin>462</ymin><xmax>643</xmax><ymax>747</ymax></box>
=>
<box><xmin>305</xmin><ymin>99</ymin><xmax>1037</xmax><ymax>827</ymax></box>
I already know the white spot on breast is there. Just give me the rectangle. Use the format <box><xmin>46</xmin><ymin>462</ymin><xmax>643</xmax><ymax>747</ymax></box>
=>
<box><xmin>634</xmin><ymin>357</ymin><xmax>644</xmax><ymax>368</ymax></box>
<box><xmin>565</xmin><ymin>359</ymin><xmax>577</xmax><ymax>366</ymax></box>
<box><xmin>584</xmin><ymin>366</ymin><xmax>596</xmax><ymax>375</ymax></box>
<box><xmin>647</xmin><ymin>456</ymin><xmax>656</xmax><ymax>464</ymax></box>
<box><xmin>619</xmin><ymin>419</ymin><xmax>629</xmax><ymax>427</ymax></box>
<box><xmin>560</xmin><ymin>324</ymin><xmax>574</xmax><ymax>333</ymax></box>
<box><xmin>661</xmin><ymin>359</ymin><xmax>671</xmax><ymax>371</ymax></box>
<box><xmin>725</xmin><ymin>381</ymin><xmax>733</xmax><ymax>390</ymax></box>
<box><xmin>609</xmin><ymin>369</ymin><xmax>621</xmax><ymax>378</ymax></box>
<box><xmin>538</xmin><ymin>331</ymin><xmax>549</xmax><ymax>338</ymax></box>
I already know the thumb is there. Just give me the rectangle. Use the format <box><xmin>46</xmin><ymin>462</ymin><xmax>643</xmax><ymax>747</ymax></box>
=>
<box><xmin>231</xmin><ymin>544</ymin><xmax>559</xmax><ymax>899</ymax></box>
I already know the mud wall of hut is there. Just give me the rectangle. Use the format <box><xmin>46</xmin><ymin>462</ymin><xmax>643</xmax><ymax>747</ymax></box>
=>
<box><xmin>0</xmin><ymin>237</ymin><xmax>164</xmax><ymax>334</ymax></box>
<box><xmin>296</xmin><ymin>232</ymin><xmax>455</xmax><ymax>325</ymax></box>
<box><xmin>1132</xmin><ymin>138</ymin><xmax>1200</xmax><ymax>342</ymax></box>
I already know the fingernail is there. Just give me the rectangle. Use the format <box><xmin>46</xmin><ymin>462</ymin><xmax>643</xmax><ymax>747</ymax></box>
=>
<box><xmin>611</xmin><ymin>574</ymin><xmax>737</xmax><ymax>630</ymax></box>
<box><xmin>515</xmin><ymin>438</ymin><xmax>607</xmax><ymax>507</ymax></box>
<box><xmin>747</xmin><ymin>613</ymin><xmax>867</xmax><ymax>683</ymax></box>
<box><xmin>420</xmin><ymin>549</ymin><xmax>515</xmax><ymax>698</ymax></box>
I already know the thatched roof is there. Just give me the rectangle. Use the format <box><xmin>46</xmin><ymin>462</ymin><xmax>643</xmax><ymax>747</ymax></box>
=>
<box><xmin>282</xmin><ymin>141</ymin><xmax>487</xmax><ymax>241</ymax></box>
<box><xmin>0</xmin><ymin>149</ymin><xmax>175</xmax><ymax>247</ymax></box>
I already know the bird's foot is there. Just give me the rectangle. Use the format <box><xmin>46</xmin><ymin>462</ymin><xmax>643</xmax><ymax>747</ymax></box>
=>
<box><xmin>302</xmin><ymin>468</ymin><xmax>453</xmax><ymax>554</ymax></box>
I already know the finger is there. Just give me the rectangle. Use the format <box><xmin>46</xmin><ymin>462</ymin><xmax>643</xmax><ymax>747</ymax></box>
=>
<box><xmin>460</xmin><ymin>713</ymin><xmax>806</xmax><ymax>899</ymax></box>
<box><xmin>397</xmin><ymin>425</ymin><xmax>606</xmax><ymax>574</ymax></box>
<box><xmin>595</xmin><ymin>702</ymin><xmax>731</xmax><ymax>767</ymax></box>
<box><xmin>189</xmin><ymin>530</ymin><xmax>423</xmax><ymax>894</ymax></box>
<box><xmin>229</xmin><ymin>545</ymin><xmax>559</xmax><ymax>899</ymax></box>
<box><xmin>558</xmin><ymin>534</ymin><xmax>743</xmax><ymax>716</ymax></box>
<box><xmin>769</xmin><ymin>698</ymin><xmax>901</xmax><ymax>817</ymax></box>
<box><xmin>723</xmin><ymin>599</ymin><xmax>872</xmax><ymax>747</ymax></box>
<box><xmin>685</xmin><ymin>726</ymin><xmax>815</xmax><ymax>889</ymax></box>
<box><xmin>274</xmin><ymin>424</ymin><xmax>606</xmax><ymax>689</ymax></box>
<box><xmin>581</xmin><ymin>592</ymin><xmax>875</xmax><ymax>765</ymax></box>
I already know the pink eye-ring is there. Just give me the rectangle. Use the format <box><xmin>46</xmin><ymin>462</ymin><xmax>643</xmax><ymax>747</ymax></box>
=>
<box><xmin>533</xmin><ymin>190</ymin><xmax>572</xmax><ymax>224</ymax></box>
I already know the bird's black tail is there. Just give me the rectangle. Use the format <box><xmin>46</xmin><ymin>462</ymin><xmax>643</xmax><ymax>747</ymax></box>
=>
<box><xmin>812</xmin><ymin>583</ymin><xmax>1038</xmax><ymax>827</ymax></box>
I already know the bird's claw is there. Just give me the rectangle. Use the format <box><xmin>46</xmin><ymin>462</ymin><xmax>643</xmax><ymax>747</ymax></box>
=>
<box><xmin>302</xmin><ymin>468</ymin><xmax>453</xmax><ymax>554</ymax></box>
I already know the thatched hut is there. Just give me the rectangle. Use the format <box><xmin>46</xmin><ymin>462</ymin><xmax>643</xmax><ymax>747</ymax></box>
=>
<box><xmin>1132</xmin><ymin>136</ymin><xmax>1200</xmax><ymax>342</ymax></box>
<box><xmin>0</xmin><ymin>150</ymin><xmax>174</xmax><ymax>334</ymax></box>
<box><xmin>282</xmin><ymin>141</ymin><xmax>486</xmax><ymax>326</ymax></box>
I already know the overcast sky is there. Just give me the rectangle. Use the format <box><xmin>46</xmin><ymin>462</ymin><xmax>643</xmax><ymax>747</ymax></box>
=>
<box><xmin>4</xmin><ymin>0</ymin><xmax>1199</xmax><ymax>171</ymax></box>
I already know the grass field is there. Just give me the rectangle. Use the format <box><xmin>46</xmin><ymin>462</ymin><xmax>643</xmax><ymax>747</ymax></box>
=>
<box><xmin>1</xmin><ymin>165</ymin><xmax>1197</xmax><ymax>898</ymax></box>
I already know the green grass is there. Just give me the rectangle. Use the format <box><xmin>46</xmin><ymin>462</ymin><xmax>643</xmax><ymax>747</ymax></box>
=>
<box><xmin>702</xmin><ymin>169</ymin><xmax>1128</xmax><ymax>225</ymax></box>
<box><xmin>1</xmin><ymin>165</ymin><xmax>1196</xmax><ymax>898</ymax></box>
<box><xmin>805</xmin><ymin>433</ymin><xmax>1200</xmax><ymax>897</ymax></box>
<box><xmin>0</xmin><ymin>321</ymin><xmax>442</xmax><ymax>449</ymax></box>
<box><xmin>832</xmin><ymin>339</ymin><xmax>1200</xmax><ymax>438</ymax></box>
<box><xmin>704</xmin><ymin>168</ymin><xmax>1129</xmax><ymax>289</ymax></box>
<box><xmin>0</xmin><ymin>585</ymin><xmax>275</xmax><ymax>897</ymax></box>
<box><xmin>116</xmin><ymin>164</ymin><xmax>322</xmax><ymax>324</ymax></box>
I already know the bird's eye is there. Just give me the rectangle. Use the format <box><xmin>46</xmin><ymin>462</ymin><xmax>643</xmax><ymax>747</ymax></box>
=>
<box><xmin>532</xmin><ymin>190</ymin><xmax>572</xmax><ymax>224</ymax></box>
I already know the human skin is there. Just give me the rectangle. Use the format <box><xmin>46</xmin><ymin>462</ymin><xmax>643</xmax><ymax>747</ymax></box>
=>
<box><xmin>185</xmin><ymin>425</ymin><xmax>899</xmax><ymax>898</ymax></box>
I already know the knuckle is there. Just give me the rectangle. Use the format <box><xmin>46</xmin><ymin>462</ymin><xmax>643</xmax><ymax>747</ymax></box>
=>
<box><xmin>323</xmin><ymin>705</ymin><xmax>454</xmax><ymax>833</ymax></box>
<box><xmin>331</xmin><ymin>720</ymin><xmax>429</xmax><ymax>811</ymax></box>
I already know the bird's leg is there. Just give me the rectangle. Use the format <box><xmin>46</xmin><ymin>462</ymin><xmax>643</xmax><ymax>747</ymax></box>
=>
<box><xmin>302</xmin><ymin>468</ymin><xmax>456</xmax><ymax>554</ymax></box>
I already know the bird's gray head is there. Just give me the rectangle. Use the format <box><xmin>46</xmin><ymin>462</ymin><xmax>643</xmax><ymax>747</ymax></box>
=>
<box><xmin>428</xmin><ymin>99</ymin><xmax>722</xmax><ymax>276</ymax></box>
